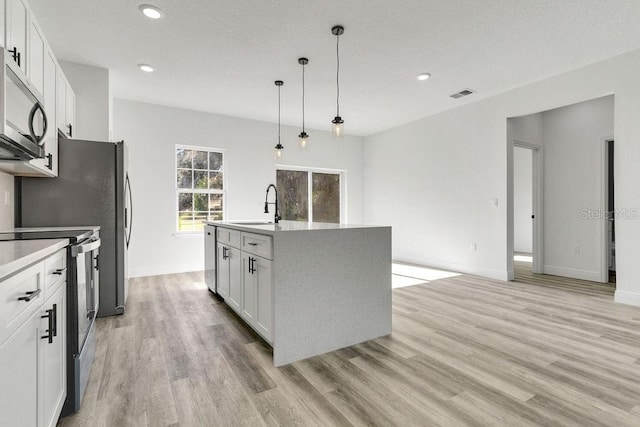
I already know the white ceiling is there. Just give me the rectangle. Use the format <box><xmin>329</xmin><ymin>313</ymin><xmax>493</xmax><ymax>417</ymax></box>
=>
<box><xmin>28</xmin><ymin>0</ymin><xmax>640</xmax><ymax>136</ymax></box>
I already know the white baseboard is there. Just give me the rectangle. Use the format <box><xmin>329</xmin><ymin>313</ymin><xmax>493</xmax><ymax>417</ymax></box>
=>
<box><xmin>614</xmin><ymin>290</ymin><xmax>640</xmax><ymax>307</ymax></box>
<box><xmin>129</xmin><ymin>263</ymin><xmax>203</xmax><ymax>278</ymax></box>
<box><xmin>393</xmin><ymin>255</ymin><xmax>510</xmax><ymax>282</ymax></box>
<box><xmin>514</xmin><ymin>246</ymin><xmax>532</xmax><ymax>254</ymax></box>
<box><xmin>543</xmin><ymin>265</ymin><xmax>603</xmax><ymax>282</ymax></box>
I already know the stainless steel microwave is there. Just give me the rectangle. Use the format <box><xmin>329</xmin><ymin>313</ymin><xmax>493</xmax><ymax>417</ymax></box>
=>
<box><xmin>0</xmin><ymin>48</ymin><xmax>47</xmax><ymax>161</ymax></box>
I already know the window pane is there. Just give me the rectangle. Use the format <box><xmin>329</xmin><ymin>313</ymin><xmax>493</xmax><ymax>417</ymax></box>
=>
<box><xmin>177</xmin><ymin>169</ymin><xmax>192</xmax><ymax>189</ymax></box>
<box><xmin>209</xmin><ymin>194</ymin><xmax>223</xmax><ymax>212</ymax></box>
<box><xmin>194</xmin><ymin>193</ymin><xmax>208</xmax><ymax>211</ymax></box>
<box><xmin>312</xmin><ymin>173</ymin><xmax>340</xmax><ymax>223</ymax></box>
<box><xmin>178</xmin><ymin>193</ymin><xmax>193</xmax><ymax>211</ymax></box>
<box><xmin>176</xmin><ymin>149</ymin><xmax>193</xmax><ymax>168</ymax></box>
<box><xmin>194</xmin><ymin>211</ymin><xmax>208</xmax><ymax>227</ymax></box>
<box><xmin>277</xmin><ymin>170</ymin><xmax>308</xmax><ymax>221</ymax></box>
<box><xmin>193</xmin><ymin>150</ymin><xmax>208</xmax><ymax>169</ymax></box>
<box><xmin>209</xmin><ymin>152</ymin><xmax>223</xmax><ymax>171</ymax></box>
<box><xmin>178</xmin><ymin>212</ymin><xmax>194</xmax><ymax>231</ymax></box>
<box><xmin>194</xmin><ymin>171</ymin><xmax>208</xmax><ymax>189</ymax></box>
<box><xmin>209</xmin><ymin>211</ymin><xmax>223</xmax><ymax>221</ymax></box>
<box><xmin>209</xmin><ymin>172</ymin><xmax>223</xmax><ymax>189</ymax></box>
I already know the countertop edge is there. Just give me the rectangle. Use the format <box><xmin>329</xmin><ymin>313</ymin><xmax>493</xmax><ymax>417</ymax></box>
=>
<box><xmin>0</xmin><ymin>239</ymin><xmax>69</xmax><ymax>282</ymax></box>
<box><xmin>205</xmin><ymin>221</ymin><xmax>391</xmax><ymax>235</ymax></box>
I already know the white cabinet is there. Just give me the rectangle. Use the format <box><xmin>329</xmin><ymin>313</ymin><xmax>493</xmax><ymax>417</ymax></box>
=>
<box><xmin>27</xmin><ymin>14</ymin><xmax>44</xmax><ymax>97</ymax></box>
<box><xmin>56</xmin><ymin>69</ymin><xmax>75</xmax><ymax>138</ymax></box>
<box><xmin>0</xmin><ymin>307</ymin><xmax>39</xmax><ymax>427</ymax></box>
<box><xmin>40</xmin><ymin>283</ymin><xmax>66</xmax><ymax>427</ymax></box>
<box><xmin>241</xmin><ymin>253</ymin><xmax>273</xmax><ymax>342</ymax></box>
<box><xmin>42</xmin><ymin>48</ymin><xmax>57</xmax><ymax>175</ymax></box>
<box><xmin>0</xmin><ymin>249</ymin><xmax>67</xmax><ymax>427</ymax></box>
<box><xmin>214</xmin><ymin>226</ymin><xmax>274</xmax><ymax>344</ymax></box>
<box><xmin>5</xmin><ymin>0</ymin><xmax>28</xmax><ymax>75</ymax></box>
<box><xmin>216</xmin><ymin>241</ymin><xmax>242</xmax><ymax>313</ymax></box>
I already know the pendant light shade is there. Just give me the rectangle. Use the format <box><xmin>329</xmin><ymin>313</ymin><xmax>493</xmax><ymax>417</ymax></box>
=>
<box><xmin>274</xmin><ymin>80</ymin><xmax>284</xmax><ymax>159</ymax></box>
<box><xmin>331</xmin><ymin>25</ymin><xmax>345</xmax><ymax>139</ymax></box>
<box><xmin>298</xmin><ymin>57</ymin><xmax>309</xmax><ymax>150</ymax></box>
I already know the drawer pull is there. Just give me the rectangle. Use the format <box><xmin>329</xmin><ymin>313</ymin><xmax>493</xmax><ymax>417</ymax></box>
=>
<box><xmin>18</xmin><ymin>289</ymin><xmax>41</xmax><ymax>302</ymax></box>
<box><xmin>53</xmin><ymin>268</ymin><xmax>67</xmax><ymax>275</ymax></box>
<box><xmin>248</xmin><ymin>242</ymin><xmax>258</xmax><ymax>246</ymax></box>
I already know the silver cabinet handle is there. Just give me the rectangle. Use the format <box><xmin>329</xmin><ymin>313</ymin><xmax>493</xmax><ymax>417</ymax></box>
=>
<box><xmin>18</xmin><ymin>289</ymin><xmax>41</xmax><ymax>302</ymax></box>
<box><xmin>53</xmin><ymin>268</ymin><xmax>67</xmax><ymax>275</ymax></box>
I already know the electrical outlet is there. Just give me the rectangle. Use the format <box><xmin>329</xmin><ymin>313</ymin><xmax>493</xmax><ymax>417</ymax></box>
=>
<box><xmin>573</xmin><ymin>244</ymin><xmax>580</xmax><ymax>254</ymax></box>
<box><xmin>471</xmin><ymin>243</ymin><xmax>477</xmax><ymax>252</ymax></box>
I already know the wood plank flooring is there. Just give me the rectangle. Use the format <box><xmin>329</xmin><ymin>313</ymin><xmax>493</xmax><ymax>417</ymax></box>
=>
<box><xmin>59</xmin><ymin>263</ymin><xmax>640</xmax><ymax>426</ymax></box>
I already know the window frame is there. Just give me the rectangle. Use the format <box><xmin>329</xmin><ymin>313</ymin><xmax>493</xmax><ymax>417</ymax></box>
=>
<box><xmin>175</xmin><ymin>144</ymin><xmax>227</xmax><ymax>233</ymax></box>
<box><xmin>276</xmin><ymin>165</ymin><xmax>347</xmax><ymax>224</ymax></box>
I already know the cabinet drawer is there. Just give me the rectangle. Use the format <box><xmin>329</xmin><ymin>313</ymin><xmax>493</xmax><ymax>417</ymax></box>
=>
<box><xmin>241</xmin><ymin>232</ymin><xmax>273</xmax><ymax>260</ymax></box>
<box><xmin>44</xmin><ymin>249</ymin><xmax>66</xmax><ymax>298</ymax></box>
<box><xmin>217</xmin><ymin>227</ymin><xmax>241</xmax><ymax>248</ymax></box>
<box><xmin>0</xmin><ymin>262</ymin><xmax>45</xmax><ymax>346</ymax></box>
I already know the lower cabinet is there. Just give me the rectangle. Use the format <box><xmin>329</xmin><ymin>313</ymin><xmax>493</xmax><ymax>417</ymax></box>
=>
<box><xmin>214</xmin><ymin>226</ymin><xmax>273</xmax><ymax>344</ymax></box>
<box><xmin>0</xmin><ymin>252</ymin><xmax>67</xmax><ymax>427</ymax></box>
<box><xmin>241</xmin><ymin>253</ymin><xmax>273</xmax><ymax>342</ymax></box>
<box><xmin>40</xmin><ymin>284</ymin><xmax>66</xmax><ymax>427</ymax></box>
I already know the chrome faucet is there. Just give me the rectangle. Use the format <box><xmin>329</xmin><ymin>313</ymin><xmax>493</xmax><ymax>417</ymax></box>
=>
<box><xmin>264</xmin><ymin>184</ymin><xmax>281</xmax><ymax>223</ymax></box>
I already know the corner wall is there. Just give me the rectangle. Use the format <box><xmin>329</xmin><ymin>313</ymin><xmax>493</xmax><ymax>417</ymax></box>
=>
<box><xmin>363</xmin><ymin>48</ymin><xmax>640</xmax><ymax>306</ymax></box>
<box><xmin>113</xmin><ymin>99</ymin><xmax>364</xmax><ymax>277</ymax></box>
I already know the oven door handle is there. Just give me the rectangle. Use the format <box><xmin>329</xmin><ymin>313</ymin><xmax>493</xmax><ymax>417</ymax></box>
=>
<box><xmin>72</xmin><ymin>238</ymin><xmax>102</xmax><ymax>256</ymax></box>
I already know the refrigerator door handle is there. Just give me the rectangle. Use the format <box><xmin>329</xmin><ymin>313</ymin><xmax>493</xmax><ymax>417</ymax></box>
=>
<box><xmin>125</xmin><ymin>173</ymin><xmax>133</xmax><ymax>248</ymax></box>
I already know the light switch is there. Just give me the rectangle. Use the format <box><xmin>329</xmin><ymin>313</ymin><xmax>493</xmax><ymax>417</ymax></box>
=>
<box><xmin>492</xmin><ymin>198</ymin><xmax>499</xmax><ymax>207</ymax></box>
<box><xmin>3</xmin><ymin>190</ymin><xmax>9</xmax><ymax>206</ymax></box>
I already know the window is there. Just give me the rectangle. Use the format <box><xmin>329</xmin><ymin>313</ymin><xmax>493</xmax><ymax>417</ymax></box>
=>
<box><xmin>276</xmin><ymin>168</ymin><xmax>343</xmax><ymax>223</ymax></box>
<box><xmin>176</xmin><ymin>145</ymin><xmax>224</xmax><ymax>231</ymax></box>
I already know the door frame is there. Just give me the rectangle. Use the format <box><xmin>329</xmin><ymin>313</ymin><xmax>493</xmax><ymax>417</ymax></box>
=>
<box><xmin>600</xmin><ymin>137</ymin><xmax>614</xmax><ymax>282</ymax></box>
<box><xmin>512</xmin><ymin>140</ymin><xmax>544</xmax><ymax>275</ymax></box>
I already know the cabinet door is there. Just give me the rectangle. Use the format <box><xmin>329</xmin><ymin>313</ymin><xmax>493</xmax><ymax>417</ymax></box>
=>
<box><xmin>65</xmin><ymin>84</ymin><xmax>75</xmax><ymax>138</ymax></box>
<box><xmin>40</xmin><ymin>284</ymin><xmax>66</xmax><ymax>427</ymax></box>
<box><xmin>0</xmin><ymin>310</ymin><xmax>39</xmax><ymax>427</ymax></box>
<box><xmin>227</xmin><ymin>246</ymin><xmax>242</xmax><ymax>312</ymax></box>
<box><xmin>43</xmin><ymin>49</ymin><xmax>57</xmax><ymax>175</ymax></box>
<box><xmin>241</xmin><ymin>253</ymin><xmax>256</xmax><ymax>323</ymax></box>
<box><xmin>216</xmin><ymin>242</ymin><xmax>229</xmax><ymax>299</ymax></box>
<box><xmin>28</xmin><ymin>17</ymin><xmax>45</xmax><ymax>97</ymax></box>
<box><xmin>6</xmin><ymin>0</ymin><xmax>28</xmax><ymax>75</ymax></box>
<box><xmin>56</xmin><ymin>70</ymin><xmax>67</xmax><ymax>133</ymax></box>
<box><xmin>254</xmin><ymin>257</ymin><xmax>273</xmax><ymax>342</ymax></box>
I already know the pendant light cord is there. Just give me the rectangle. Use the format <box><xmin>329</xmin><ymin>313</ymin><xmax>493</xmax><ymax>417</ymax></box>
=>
<box><xmin>278</xmin><ymin>85</ymin><xmax>281</xmax><ymax>143</ymax></box>
<box><xmin>303</xmin><ymin>64</ymin><xmax>306</xmax><ymax>131</ymax></box>
<box><xmin>336</xmin><ymin>32</ymin><xmax>340</xmax><ymax>117</ymax></box>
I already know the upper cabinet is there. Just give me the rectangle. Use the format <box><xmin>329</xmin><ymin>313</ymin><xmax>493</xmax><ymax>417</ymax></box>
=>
<box><xmin>5</xmin><ymin>0</ymin><xmax>28</xmax><ymax>76</ymax></box>
<box><xmin>56</xmin><ymin>70</ymin><xmax>74</xmax><ymax>138</ymax></box>
<box><xmin>0</xmin><ymin>0</ymin><xmax>75</xmax><ymax>177</ymax></box>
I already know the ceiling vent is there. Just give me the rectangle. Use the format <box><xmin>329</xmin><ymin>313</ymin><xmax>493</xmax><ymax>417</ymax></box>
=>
<box><xmin>450</xmin><ymin>88</ymin><xmax>476</xmax><ymax>99</ymax></box>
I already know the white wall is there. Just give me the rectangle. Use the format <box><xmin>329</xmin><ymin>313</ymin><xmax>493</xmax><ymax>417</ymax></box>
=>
<box><xmin>363</xmin><ymin>47</ymin><xmax>640</xmax><ymax>307</ymax></box>
<box><xmin>113</xmin><ymin>99</ymin><xmax>364</xmax><ymax>277</ymax></box>
<box><xmin>60</xmin><ymin>61</ymin><xmax>111</xmax><ymax>141</ymax></box>
<box><xmin>542</xmin><ymin>96</ymin><xmax>614</xmax><ymax>281</ymax></box>
<box><xmin>0</xmin><ymin>172</ymin><xmax>14</xmax><ymax>230</ymax></box>
<box><xmin>513</xmin><ymin>147</ymin><xmax>532</xmax><ymax>253</ymax></box>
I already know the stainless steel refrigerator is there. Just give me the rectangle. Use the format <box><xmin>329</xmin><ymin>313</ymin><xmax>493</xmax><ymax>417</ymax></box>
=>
<box><xmin>19</xmin><ymin>137</ymin><xmax>132</xmax><ymax>317</ymax></box>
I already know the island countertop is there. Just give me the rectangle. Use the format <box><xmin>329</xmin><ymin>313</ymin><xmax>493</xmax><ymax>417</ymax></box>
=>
<box><xmin>0</xmin><ymin>239</ymin><xmax>69</xmax><ymax>281</ymax></box>
<box><xmin>206</xmin><ymin>220</ymin><xmax>389</xmax><ymax>235</ymax></box>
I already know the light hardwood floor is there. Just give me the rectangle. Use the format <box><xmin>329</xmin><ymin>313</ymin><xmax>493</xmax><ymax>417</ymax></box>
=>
<box><xmin>59</xmin><ymin>263</ymin><xmax>640</xmax><ymax>426</ymax></box>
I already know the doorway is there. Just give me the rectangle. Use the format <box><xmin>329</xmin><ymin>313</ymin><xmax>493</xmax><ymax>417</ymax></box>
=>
<box><xmin>606</xmin><ymin>139</ymin><xmax>615</xmax><ymax>282</ymax></box>
<box><xmin>512</xmin><ymin>141</ymin><xmax>543</xmax><ymax>275</ymax></box>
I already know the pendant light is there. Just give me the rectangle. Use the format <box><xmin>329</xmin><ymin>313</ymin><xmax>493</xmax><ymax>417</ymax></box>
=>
<box><xmin>298</xmin><ymin>57</ymin><xmax>309</xmax><ymax>150</ymax></box>
<box><xmin>274</xmin><ymin>80</ymin><xmax>284</xmax><ymax>159</ymax></box>
<box><xmin>331</xmin><ymin>25</ymin><xmax>345</xmax><ymax>138</ymax></box>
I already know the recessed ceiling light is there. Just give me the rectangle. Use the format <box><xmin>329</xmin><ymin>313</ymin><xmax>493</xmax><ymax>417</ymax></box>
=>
<box><xmin>139</xmin><ymin>4</ymin><xmax>164</xmax><ymax>19</ymax></box>
<box><xmin>138</xmin><ymin>64</ymin><xmax>154</xmax><ymax>72</ymax></box>
<box><xmin>417</xmin><ymin>73</ymin><xmax>431</xmax><ymax>81</ymax></box>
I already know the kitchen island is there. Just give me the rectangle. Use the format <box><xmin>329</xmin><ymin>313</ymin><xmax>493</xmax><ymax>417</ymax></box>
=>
<box><xmin>205</xmin><ymin>220</ymin><xmax>392</xmax><ymax>366</ymax></box>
